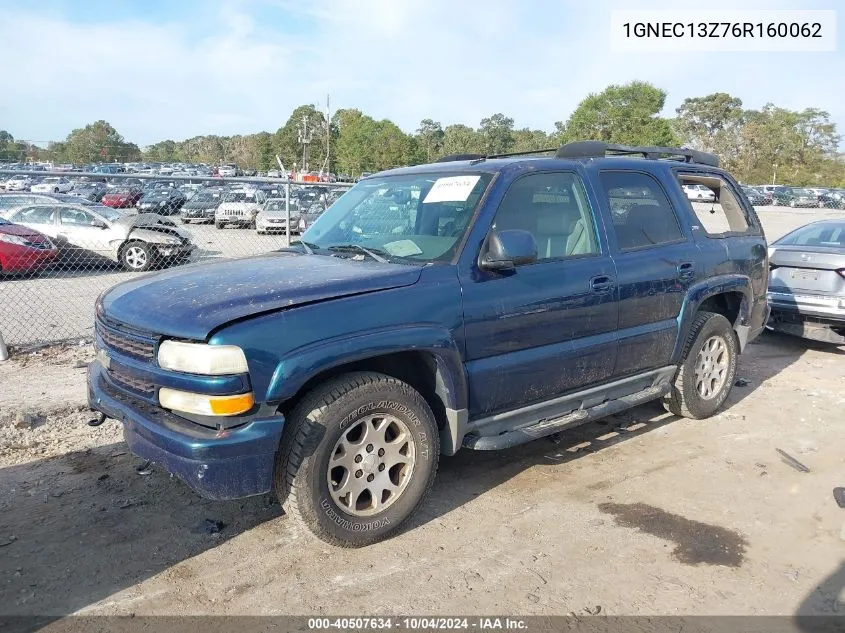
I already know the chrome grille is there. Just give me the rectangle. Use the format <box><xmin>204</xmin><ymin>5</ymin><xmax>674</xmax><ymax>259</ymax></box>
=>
<box><xmin>109</xmin><ymin>366</ymin><xmax>155</xmax><ymax>395</ymax></box>
<box><xmin>96</xmin><ymin>320</ymin><xmax>156</xmax><ymax>361</ymax></box>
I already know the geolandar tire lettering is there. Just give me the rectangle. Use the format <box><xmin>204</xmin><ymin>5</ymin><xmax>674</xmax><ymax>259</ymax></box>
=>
<box><xmin>275</xmin><ymin>371</ymin><xmax>439</xmax><ymax>547</ymax></box>
<box><xmin>664</xmin><ymin>311</ymin><xmax>738</xmax><ymax>419</ymax></box>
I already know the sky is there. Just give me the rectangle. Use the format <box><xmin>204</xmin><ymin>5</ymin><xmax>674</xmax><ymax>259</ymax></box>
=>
<box><xmin>0</xmin><ymin>0</ymin><xmax>843</xmax><ymax>147</ymax></box>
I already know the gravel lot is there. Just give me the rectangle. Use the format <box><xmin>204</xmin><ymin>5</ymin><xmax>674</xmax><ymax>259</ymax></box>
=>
<box><xmin>0</xmin><ymin>204</ymin><xmax>844</xmax><ymax>620</ymax></box>
<box><xmin>1</xmin><ymin>204</ymin><xmax>843</xmax><ymax>348</ymax></box>
<box><xmin>0</xmin><ymin>333</ymin><xmax>844</xmax><ymax>618</ymax></box>
<box><xmin>0</xmin><ymin>223</ymin><xmax>292</xmax><ymax>347</ymax></box>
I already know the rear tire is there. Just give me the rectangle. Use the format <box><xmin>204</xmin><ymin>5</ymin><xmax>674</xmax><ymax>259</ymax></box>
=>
<box><xmin>663</xmin><ymin>311</ymin><xmax>738</xmax><ymax>419</ymax></box>
<box><xmin>275</xmin><ymin>372</ymin><xmax>439</xmax><ymax>547</ymax></box>
<box><xmin>215</xmin><ymin>221</ymin><xmax>225</xmax><ymax>229</ymax></box>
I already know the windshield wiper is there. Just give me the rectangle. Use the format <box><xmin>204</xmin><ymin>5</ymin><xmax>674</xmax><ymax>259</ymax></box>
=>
<box><xmin>327</xmin><ymin>244</ymin><xmax>390</xmax><ymax>263</ymax></box>
<box><xmin>294</xmin><ymin>240</ymin><xmax>316</xmax><ymax>255</ymax></box>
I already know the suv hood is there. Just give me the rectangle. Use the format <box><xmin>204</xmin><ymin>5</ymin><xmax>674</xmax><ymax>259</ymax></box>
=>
<box><xmin>100</xmin><ymin>252</ymin><xmax>423</xmax><ymax>340</ymax></box>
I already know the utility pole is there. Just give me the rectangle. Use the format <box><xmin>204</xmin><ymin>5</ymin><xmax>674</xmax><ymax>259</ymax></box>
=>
<box><xmin>324</xmin><ymin>94</ymin><xmax>331</xmax><ymax>177</ymax></box>
<box><xmin>298</xmin><ymin>115</ymin><xmax>314</xmax><ymax>175</ymax></box>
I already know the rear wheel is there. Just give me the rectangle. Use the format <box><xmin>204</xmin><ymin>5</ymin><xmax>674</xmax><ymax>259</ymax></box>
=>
<box><xmin>663</xmin><ymin>311</ymin><xmax>738</xmax><ymax>419</ymax></box>
<box><xmin>119</xmin><ymin>241</ymin><xmax>153</xmax><ymax>272</ymax></box>
<box><xmin>275</xmin><ymin>372</ymin><xmax>439</xmax><ymax>547</ymax></box>
<box><xmin>215</xmin><ymin>221</ymin><xmax>225</xmax><ymax>229</ymax></box>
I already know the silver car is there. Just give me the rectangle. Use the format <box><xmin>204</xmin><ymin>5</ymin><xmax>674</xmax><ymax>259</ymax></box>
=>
<box><xmin>256</xmin><ymin>198</ymin><xmax>300</xmax><ymax>235</ymax></box>
<box><xmin>3</xmin><ymin>203</ymin><xmax>194</xmax><ymax>272</ymax></box>
<box><xmin>767</xmin><ymin>219</ymin><xmax>845</xmax><ymax>344</ymax></box>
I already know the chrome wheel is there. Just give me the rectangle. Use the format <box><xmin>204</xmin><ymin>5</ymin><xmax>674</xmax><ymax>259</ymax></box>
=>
<box><xmin>694</xmin><ymin>336</ymin><xmax>729</xmax><ymax>400</ymax></box>
<box><xmin>327</xmin><ymin>414</ymin><xmax>415</xmax><ymax>517</ymax></box>
<box><xmin>124</xmin><ymin>246</ymin><xmax>148</xmax><ymax>269</ymax></box>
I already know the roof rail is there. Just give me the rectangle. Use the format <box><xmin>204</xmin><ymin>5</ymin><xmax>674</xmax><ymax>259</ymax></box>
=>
<box><xmin>555</xmin><ymin>141</ymin><xmax>719</xmax><ymax>168</ymax></box>
<box><xmin>435</xmin><ymin>153</ymin><xmax>485</xmax><ymax>163</ymax></box>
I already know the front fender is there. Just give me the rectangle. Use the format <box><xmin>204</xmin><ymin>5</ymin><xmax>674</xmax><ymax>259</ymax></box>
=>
<box><xmin>265</xmin><ymin>325</ymin><xmax>468</xmax><ymax>412</ymax></box>
<box><xmin>673</xmin><ymin>275</ymin><xmax>753</xmax><ymax>360</ymax></box>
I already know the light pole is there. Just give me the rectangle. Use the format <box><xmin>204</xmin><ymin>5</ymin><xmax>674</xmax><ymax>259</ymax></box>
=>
<box><xmin>772</xmin><ymin>163</ymin><xmax>778</xmax><ymax>185</ymax></box>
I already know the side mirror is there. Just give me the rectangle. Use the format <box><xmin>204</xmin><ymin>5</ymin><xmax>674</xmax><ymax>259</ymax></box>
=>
<box><xmin>90</xmin><ymin>219</ymin><xmax>107</xmax><ymax>229</ymax></box>
<box><xmin>480</xmin><ymin>229</ymin><xmax>537</xmax><ymax>271</ymax></box>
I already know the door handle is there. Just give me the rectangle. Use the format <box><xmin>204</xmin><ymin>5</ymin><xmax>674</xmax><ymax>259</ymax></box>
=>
<box><xmin>677</xmin><ymin>262</ymin><xmax>695</xmax><ymax>281</ymax></box>
<box><xmin>590</xmin><ymin>275</ymin><xmax>615</xmax><ymax>294</ymax></box>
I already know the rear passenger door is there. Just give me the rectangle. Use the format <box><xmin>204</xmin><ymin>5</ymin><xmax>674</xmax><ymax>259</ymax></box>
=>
<box><xmin>597</xmin><ymin>170</ymin><xmax>695</xmax><ymax>378</ymax></box>
<box><xmin>460</xmin><ymin>171</ymin><xmax>618</xmax><ymax>418</ymax></box>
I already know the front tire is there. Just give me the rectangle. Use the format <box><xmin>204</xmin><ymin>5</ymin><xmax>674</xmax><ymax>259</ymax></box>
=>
<box><xmin>215</xmin><ymin>221</ymin><xmax>225</xmax><ymax>229</ymax></box>
<box><xmin>663</xmin><ymin>312</ymin><xmax>738</xmax><ymax>419</ymax></box>
<box><xmin>119</xmin><ymin>241</ymin><xmax>153</xmax><ymax>272</ymax></box>
<box><xmin>276</xmin><ymin>372</ymin><xmax>440</xmax><ymax>547</ymax></box>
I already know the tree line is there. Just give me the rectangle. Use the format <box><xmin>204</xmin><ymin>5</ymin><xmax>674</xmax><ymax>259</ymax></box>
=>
<box><xmin>2</xmin><ymin>81</ymin><xmax>843</xmax><ymax>186</ymax></box>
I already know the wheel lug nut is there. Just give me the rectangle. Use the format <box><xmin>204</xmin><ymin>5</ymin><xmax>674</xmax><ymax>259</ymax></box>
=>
<box><xmin>354</xmin><ymin>455</ymin><xmax>362</xmax><ymax>463</ymax></box>
<box><xmin>366</xmin><ymin>444</ymin><xmax>374</xmax><ymax>453</ymax></box>
<box><xmin>367</xmin><ymin>474</ymin><xmax>374</xmax><ymax>482</ymax></box>
<box><xmin>378</xmin><ymin>464</ymin><xmax>385</xmax><ymax>472</ymax></box>
<box><xmin>355</xmin><ymin>470</ymin><xmax>363</xmax><ymax>478</ymax></box>
<box><xmin>378</xmin><ymin>448</ymin><xmax>385</xmax><ymax>457</ymax></box>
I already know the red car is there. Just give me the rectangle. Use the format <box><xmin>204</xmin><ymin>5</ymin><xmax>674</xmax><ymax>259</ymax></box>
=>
<box><xmin>101</xmin><ymin>186</ymin><xmax>143</xmax><ymax>208</ymax></box>
<box><xmin>0</xmin><ymin>217</ymin><xmax>58</xmax><ymax>274</ymax></box>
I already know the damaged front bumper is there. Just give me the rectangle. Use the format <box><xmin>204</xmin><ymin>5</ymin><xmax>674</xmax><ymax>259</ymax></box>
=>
<box><xmin>87</xmin><ymin>360</ymin><xmax>284</xmax><ymax>500</ymax></box>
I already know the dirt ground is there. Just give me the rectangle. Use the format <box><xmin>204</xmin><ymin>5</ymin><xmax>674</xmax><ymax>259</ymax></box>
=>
<box><xmin>1</xmin><ymin>332</ymin><xmax>844</xmax><ymax>618</ymax></box>
<box><xmin>1</xmin><ymin>206</ymin><xmax>845</xmax><ymax>620</ymax></box>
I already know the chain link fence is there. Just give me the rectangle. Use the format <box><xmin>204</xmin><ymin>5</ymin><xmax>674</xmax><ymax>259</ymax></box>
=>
<box><xmin>0</xmin><ymin>168</ymin><xmax>351</xmax><ymax>350</ymax></box>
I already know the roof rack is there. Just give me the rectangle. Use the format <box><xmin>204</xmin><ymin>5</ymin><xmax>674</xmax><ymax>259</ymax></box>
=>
<box><xmin>555</xmin><ymin>141</ymin><xmax>719</xmax><ymax>168</ymax></box>
<box><xmin>435</xmin><ymin>153</ymin><xmax>485</xmax><ymax>163</ymax></box>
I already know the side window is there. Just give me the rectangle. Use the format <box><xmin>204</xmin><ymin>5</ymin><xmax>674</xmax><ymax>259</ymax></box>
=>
<box><xmin>491</xmin><ymin>172</ymin><xmax>599</xmax><ymax>261</ymax></box>
<box><xmin>678</xmin><ymin>175</ymin><xmax>751</xmax><ymax>237</ymax></box>
<box><xmin>14</xmin><ymin>206</ymin><xmax>55</xmax><ymax>225</ymax></box>
<box><xmin>599</xmin><ymin>171</ymin><xmax>685</xmax><ymax>251</ymax></box>
<box><xmin>59</xmin><ymin>207</ymin><xmax>94</xmax><ymax>226</ymax></box>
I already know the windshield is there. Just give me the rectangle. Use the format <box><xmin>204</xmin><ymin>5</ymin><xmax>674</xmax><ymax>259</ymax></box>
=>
<box><xmin>95</xmin><ymin>207</ymin><xmax>125</xmax><ymax>222</ymax></box>
<box><xmin>192</xmin><ymin>192</ymin><xmax>219</xmax><ymax>203</ymax></box>
<box><xmin>222</xmin><ymin>192</ymin><xmax>256</xmax><ymax>203</ymax></box>
<box><xmin>301</xmin><ymin>172</ymin><xmax>494</xmax><ymax>263</ymax></box>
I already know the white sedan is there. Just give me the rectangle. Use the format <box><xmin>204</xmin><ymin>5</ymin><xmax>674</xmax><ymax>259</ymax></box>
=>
<box><xmin>682</xmin><ymin>184</ymin><xmax>716</xmax><ymax>202</ymax></box>
<box><xmin>31</xmin><ymin>177</ymin><xmax>74</xmax><ymax>193</ymax></box>
<box><xmin>4</xmin><ymin>175</ymin><xmax>33</xmax><ymax>191</ymax></box>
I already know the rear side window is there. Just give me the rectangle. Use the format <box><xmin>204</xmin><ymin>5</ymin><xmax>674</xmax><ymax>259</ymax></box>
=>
<box><xmin>599</xmin><ymin>171</ymin><xmax>685</xmax><ymax>251</ymax></box>
<box><xmin>678</xmin><ymin>174</ymin><xmax>751</xmax><ymax>237</ymax></box>
<box><xmin>13</xmin><ymin>206</ymin><xmax>55</xmax><ymax>225</ymax></box>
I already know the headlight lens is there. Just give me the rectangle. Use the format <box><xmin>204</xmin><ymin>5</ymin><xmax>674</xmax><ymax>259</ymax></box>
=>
<box><xmin>157</xmin><ymin>340</ymin><xmax>248</xmax><ymax>375</ymax></box>
<box><xmin>0</xmin><ymin>234</ymin><xmax>29</xmax><ymax>246</ymax></box>
<box><xmin>164</xmin><ymin>236</ymin><xmax>181</xmax><ymax>245</ymax></box>
<box><xmin>159</xmin><ymin>388</ymin><xmax>254</xmax><ymax>416</ymax></box>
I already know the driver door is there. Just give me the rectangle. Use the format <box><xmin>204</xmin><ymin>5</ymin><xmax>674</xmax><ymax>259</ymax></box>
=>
<box><xmin>56</xmin><ymin>206</ymin><xmax>113</xmax><ymax>262</ymax></box>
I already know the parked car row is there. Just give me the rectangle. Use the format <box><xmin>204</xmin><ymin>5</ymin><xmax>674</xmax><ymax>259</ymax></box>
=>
<box><xmin>0</xmin><ymin>192</ymin><xmax>196</xmax><ymax>275</ymax></box>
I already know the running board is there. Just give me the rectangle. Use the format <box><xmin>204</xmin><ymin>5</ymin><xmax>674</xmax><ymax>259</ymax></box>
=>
<box><xmin>463</xmin><ymin>367</ymin><xmax>675</xmax><ymax>451</ymax></box>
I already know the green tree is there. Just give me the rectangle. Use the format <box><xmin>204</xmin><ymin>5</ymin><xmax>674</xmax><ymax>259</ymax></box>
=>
<box><xmin>416</xmin><ymin>119</ymin><xmax>445</xmax><ymax>162</ymax></box>
<box><xmin>558</xmin><ymin>81</ymin><xmax>679</xmax><ymax>147</ymax></box>
<box><xmin>479</xmin><ymin>113</ymin><xmax>515</xmax><ymax>154</ymax></box>
<box><xmin>144</xmin><ymin>139</ymin><xmax>181</xmax><ymax>162</ymax></box>
<box><xmin>441</xmin><ymin>124</ymin><xmax>484</xmax><ymax>156</ymax></box>
<box><xmin>62</xmin><ymin>120</ymin><xmax>140</xmax><ymax>163</ymax></box>
<box><xmin>274</xmin><ymin>104</ymin><xmax>328</xmax><ymax>172</ymax></box>
<box><xmin>675</xmin><ymin>93</ymin><xmax>745</xmax><ymax>168</ymax></box>
<box><xmin>512</xmin><ymin>128</ymin><xmax>552</xmax><ymax>153</ymax></box>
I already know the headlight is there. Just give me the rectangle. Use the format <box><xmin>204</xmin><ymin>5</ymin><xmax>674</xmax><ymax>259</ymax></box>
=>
<box><xmin>159</xmin><ymin>388</ymin><xmax>254</xmax><ymax>416</ymax></box>
<box><xmin>157</xmin><ymin>340</ymin><xmax>248</xmax><ymax>375</ymax></box>
<box><xmin>163</xmin><ymin>236</ymin><xmax>181</xmax><ymax>245</ymax></box>
<box><xmin>0</xmin><ymin>234</ymin><xmax>29</xmax><ymax>246</ymax></box>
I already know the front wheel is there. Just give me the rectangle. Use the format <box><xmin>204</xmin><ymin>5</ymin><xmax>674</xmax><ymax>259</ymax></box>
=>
<box><xmin>276</xmin><ymin>372</ymin><xmax>440</xmax><ymax>547</ymax></box>
<box><xmin>119</xmin><ymin>241</ymin><xmax>153</xmax><ymax>272</ymax></box>
<box><xmin>215</xmin><ymin>221</ymin><xmax>225</xmax><ymax>229</ymax></box>
<box><xmin>663</xmin><ymin>311</ymin><xmax>738</xmax><ymax>419</ymax></box>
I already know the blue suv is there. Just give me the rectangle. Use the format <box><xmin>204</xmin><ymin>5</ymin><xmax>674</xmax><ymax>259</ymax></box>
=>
<box><xmin>88</xmin><ymin>141</ymin><xmax>769</xmax><ymax>546</ymax></box>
